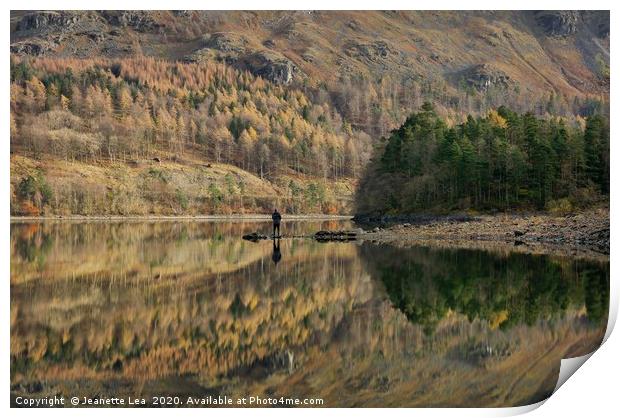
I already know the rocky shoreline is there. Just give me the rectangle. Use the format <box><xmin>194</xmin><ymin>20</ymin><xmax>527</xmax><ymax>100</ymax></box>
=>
<box><xmin>356</xmin><ymin>207</ymin><xmax>609</xmax><ymax>257</ymax></box>
<box><xmin>239</xmin><ymin>208</ymin><xmax>609</xmax><ymax>258</ymax></box>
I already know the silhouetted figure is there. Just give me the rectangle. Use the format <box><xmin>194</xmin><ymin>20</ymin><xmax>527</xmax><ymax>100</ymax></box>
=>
<box><xmin>272</xmin><ymin>209</ymin><xmax>282</xmax><ymax>237</ymax></box>
<box><xmin>272</xmin><ymin>238</ymin><xmax>282</xmax><ymax>265</ymax></box>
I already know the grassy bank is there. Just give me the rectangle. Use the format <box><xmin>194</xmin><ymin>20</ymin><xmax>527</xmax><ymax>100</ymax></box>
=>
<box><xmin>10</xmin><ymin>153</ymin><xmax>356</xmax><ymax>216</ymax></box>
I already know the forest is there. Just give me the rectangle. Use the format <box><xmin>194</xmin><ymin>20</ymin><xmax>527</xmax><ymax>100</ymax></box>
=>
<box><xmin>10</xmin><ymin>56</ymin><xmax>372</xmax><ymax>178</ymax></box>
<box><xmin>356</xmin><ymin>103</ymin><xmax>610</xmax><ymax>214</ymax></box>
<box><xmin>9</xmin><ymin>54</ymin><xmax>610</xmax><ymax>216</ymax></box>
<box><xmin>9</xmin><ymin>55</ymin><xmax>375</xmax><ymax>215</ymax></box>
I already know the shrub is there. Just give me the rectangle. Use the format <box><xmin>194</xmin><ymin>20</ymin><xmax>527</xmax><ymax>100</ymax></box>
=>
<box><xmin>16</xmin><ymin>174</ymin><xmax>53</xmax><ymax>213</ymax></box>
<box><xmin>175</xmin><ymin>188</ymin><xmax>189</xmax><ymax>211</ymax></box>
<box><xmin>17</xmin><ymin>176</ymin><xmax>37</xmax><ymax>200</ymax></box>
<box><xmin>147</xmin><ymin>168</ymin><xmax>168</xmax><ymax>183</ymax></box>
<box><xmin>208</xmin><ymin>183</ymin><xmax>223</xmax><ymax>206</ymax></box>
<box><xmin>570</xmin><ymin>186</ymin><xmax>600</xmax><ymax>209</ymax></box>
<box><xmin>546</xmin><ymin>198</ymin><xmax>574</xmax><ymax>216</ymax></box>
<box><xmin>18</xmin><ymin>201</ymin><xmax>40</xmax><ymax>216</ymax></box>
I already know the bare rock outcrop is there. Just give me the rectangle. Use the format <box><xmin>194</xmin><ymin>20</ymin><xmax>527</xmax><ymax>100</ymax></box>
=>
<box><xmin>194</xmin><ymin>33</ymin><xmax>297</xmax><ymax>85</ymax></box>
<box><xmin>203</xmin><ymin>32</ymin><xmax>248</xmax><ymax>54</ymax></box>
<box><xmin>101</xmin><ymin>11</ymin><xmax>162</xmax><ymax>32</ymax></box>
<box><xmin>16</xmin><ymin>11</ymin><xmax>82</xmax><ymax>31</ymax></box>
<box><xmin>244</xmin><ymin>51</ymin><xmax>296</xmax><ymax>85</ymax></box>
<box><xmin>344</xmin><ymin>40</ymin><xmax>393</xmax><ymax>63</ymax></box>
<box><xmin>463</xmin><ymin>63</ymin><xmax>514</xmax><ymax>92</ymax></box>
<box><xmin>534</xmin><ymin>11</ymin><xmax>580</xmax><ymax>37</ymax></box>
<box><xmin>10</xmin><ymin>40</ymin><xmax>53</xmax><ymax>56</ymax></box>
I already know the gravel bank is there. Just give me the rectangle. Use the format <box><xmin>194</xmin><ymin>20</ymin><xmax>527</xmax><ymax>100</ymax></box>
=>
<box><xmin>358</xmin><ymin>207</ymin><xmax>609</xmax><ymax>257</ymax></box>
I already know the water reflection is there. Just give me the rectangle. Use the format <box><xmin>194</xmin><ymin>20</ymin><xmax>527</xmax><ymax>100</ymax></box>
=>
<box><xmin>272</xmin><ymin>238</ymin><xmax>282</xmax><ymax>265</ymax></box>
<box><xmin>361</xmin><ymin>245</ymin><xmax>610</xmax><ymax>334</ymax></box>
<box><xmin>10</xmin><ymin>221</ymin><xmax>609</xmax><ymax>407</ymax></box>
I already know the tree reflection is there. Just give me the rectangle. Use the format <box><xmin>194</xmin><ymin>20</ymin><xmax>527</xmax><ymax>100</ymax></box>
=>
<box><xmin>360</xmin><ymin>244</ymin><xmax>609</xmax><ymax>334</ymax></box>
<box><xmin>9</xmin><ymin>222</ymin><xmax>610</xmax><ymax>407</ymax></box>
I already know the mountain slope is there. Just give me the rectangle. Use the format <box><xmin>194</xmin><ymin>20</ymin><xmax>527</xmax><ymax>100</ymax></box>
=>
<box><xmin>10</xmin><ymin>11</ymin><xmax>609</xmax><ymax>93</ymax></box>
<box><xmin>11</xmin><ymin>11</ymin><xmax>610</xmax><ymax>133</ymax></box>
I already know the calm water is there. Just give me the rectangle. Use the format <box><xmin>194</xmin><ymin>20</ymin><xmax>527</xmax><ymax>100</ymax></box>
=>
<box><xmin>10</xmin><ymin>220</ymin><xmax>609</xmax><ymax>407</ymax></box>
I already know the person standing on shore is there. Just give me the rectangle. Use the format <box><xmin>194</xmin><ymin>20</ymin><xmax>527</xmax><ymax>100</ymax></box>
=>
<box><xmin>272</xmin><ymin>209</ymin><xmax>282</xmax><ymax>238</ymax></box>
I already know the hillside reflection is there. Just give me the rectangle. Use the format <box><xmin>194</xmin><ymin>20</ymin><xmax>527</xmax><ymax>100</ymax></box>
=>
<box><xmin>10</xmin><ymin>222</ymin><xmax>608</xmax><ymax>407</ymax></box>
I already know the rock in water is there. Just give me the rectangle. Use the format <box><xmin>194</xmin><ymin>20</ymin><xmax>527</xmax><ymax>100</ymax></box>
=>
<box><xmin>314</xmin><ymin>230</ymin><xmax>358</xmax><ymax>242</ymax></box>
<box><xmin>242</xmin><ymin>232</ymin><xmax>268</xmax><ymax>242</ymax></box>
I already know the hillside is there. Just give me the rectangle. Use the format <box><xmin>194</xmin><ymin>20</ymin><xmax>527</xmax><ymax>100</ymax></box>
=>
<box><xmin>11</xmin><ymin>11</ymin><xmax>610</xmax><ymax>133</ymax></box>
<box><xmin>9</xmin><ymin>11</ymin><xmax>610</xmax><ymax>216</ymax></box>
<box><xmin>10</xmin><ymin>56</ymin><xmax>364</xmax><ymax>215</ymax></box>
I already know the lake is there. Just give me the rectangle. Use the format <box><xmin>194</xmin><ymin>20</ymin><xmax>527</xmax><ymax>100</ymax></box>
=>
<box><xmin>10</xmin><ymin>220</ymin><xmax>609</xmax><ymax>407</ymax></box>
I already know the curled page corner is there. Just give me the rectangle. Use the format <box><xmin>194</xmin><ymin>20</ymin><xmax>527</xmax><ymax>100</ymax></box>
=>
<box><xmin>509</xmin><ymin>281</ymin><xmax>616</xmax><ymax>414</ymax></box>
<box><xmin>497</xmin><ymin>352</ymin><xmax>599</xmax><ymax>417</ymax></box>
<box><xmin>500</xmin><ymin>399</ymin><xmax>547</xmax><ymax>416</ymax></box>
<box><xmin>548</xmin><ymin>281</ymin><xmax>616</xmax><ymax>398</ymax></box>
<box><xmin>548</xmin><ymin>288</ymin><xmax>615</xmax><ymax>397</ymax></box>
<box><xmin>603</xmin><ymin>276</ymin><xmax>618</xmax><ymax>344</ymax></box>
<box><xmin>553</xmin><ymin>352</ymin><xmax>595</xmax><ymax>393</ymax></box>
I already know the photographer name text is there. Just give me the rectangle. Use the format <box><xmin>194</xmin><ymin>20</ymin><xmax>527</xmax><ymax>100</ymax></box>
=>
<box><xmin>14</xmin><ymin>395</ymin><xmax>324</xmax><ymax>407</ymax></box>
